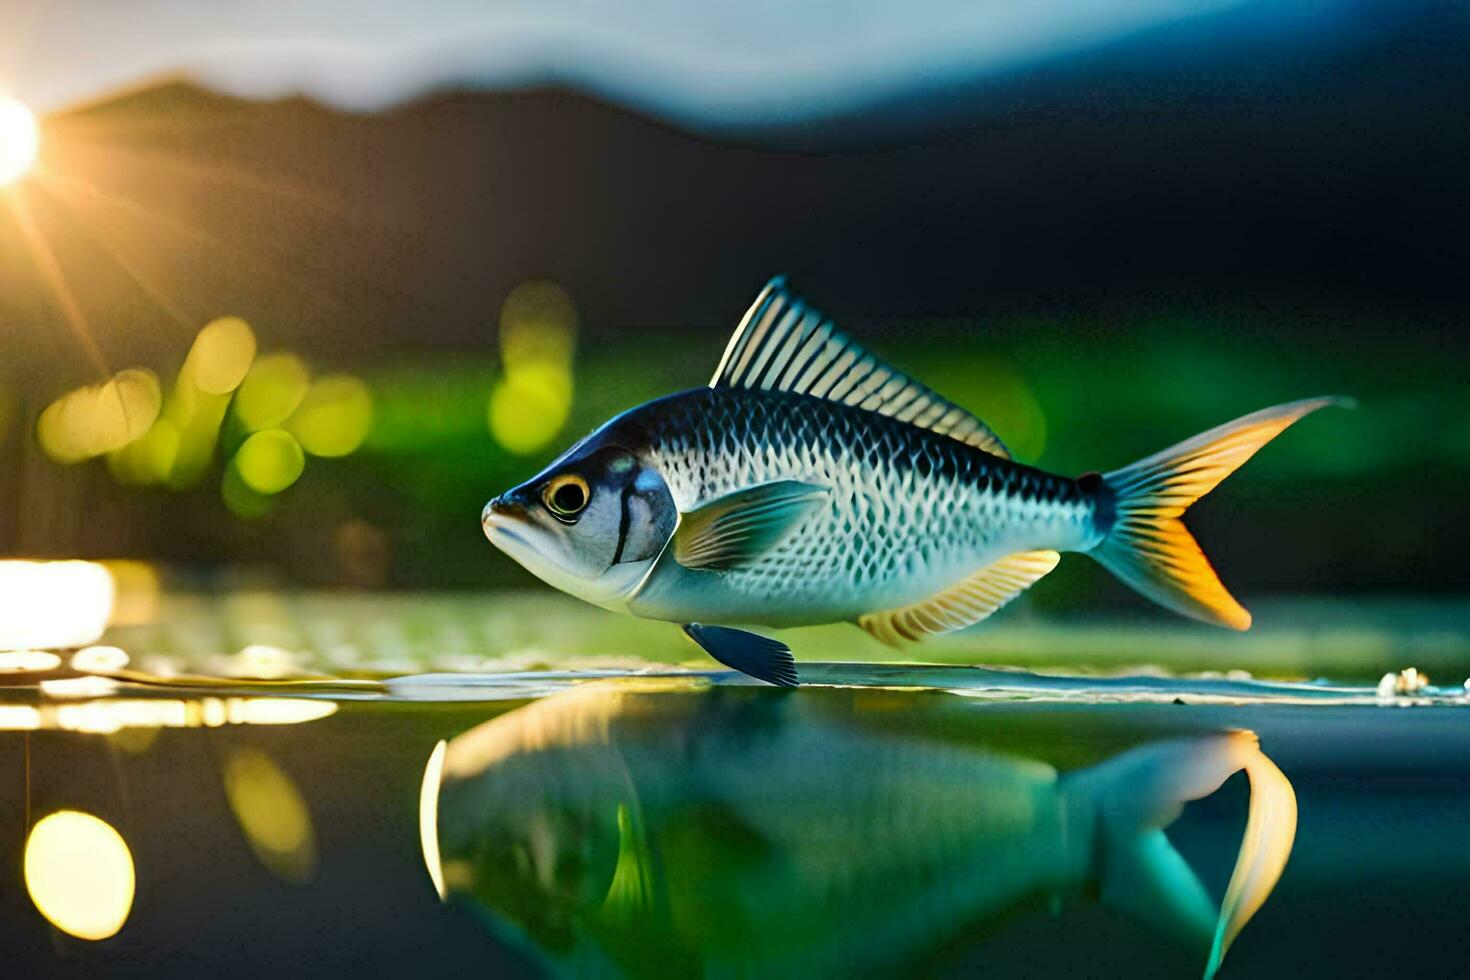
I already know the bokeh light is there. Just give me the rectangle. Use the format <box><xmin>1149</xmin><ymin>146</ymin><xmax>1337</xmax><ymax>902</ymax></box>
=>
<box><xmin>0</xmin><ymin>649</ymin><xmax>63</xmax><ymax>672</ymax></box>
<box><xmin>229</xmin><ymin>643</ymin><xmax>299</xmax><ymax>679</ymax></box>
<box><xmin>0</xmin><ymin>96</ymin><xmax>39</xmax><ymax>187</ymax></box>
<box><xmin>487</xmin><ymin>280</ymin><xmax>577</xmax><ymax>454</ymax></box>
<box><xmin>24</xmin><ymin>811</ymin><xmax>135</xmax><ymax>941</ymax></box>
<box><xmin>41</xmin><ymin>675</ymin><xmax>121</xmax><ymax>699</ymax></box>
<box><xmin>234</xmin><ymin>429</ymin><xmax>305</xmax><ymax>494</ymax></box>
<box><xmin>287</xmin><ymin>374</ymin><xmax>373</xmax><ymax>457</ymax></box>
<box><xmin>235</xmin><ymin>353</ymin><xmax>310</xmax><ymax>431</ymax></box>
<box><xmin>226</xmin><ymin>699</ymin><xmax>337</xmax><ymax>725</ymax></box>
<box><xmin>164</xmin><ymin>318</ymin><xmax>258</xmax><ymax>489</ymax></box>
<box><xmin>71</xmin><ymin>645</ymin><xmax>131</xmax><ymax>672</ymax></box>
<box><xmin>29</xmin><ymin>311</ymin><xmax>373</xmax><ymax>516</ymax></box>
<box><xmin>0</xmin><ymin>561</ymin><xmax>114</xmax><ymax>651</ymax></box>
<box><xmin>0</xmin><ymin>696</ymin><xmax>336</xmax><ymax>734</ymax></box>
<box><xmin>185</xmin><ymin>316</ymin><xmax>257</xmax><ymax>395</ymax></box>
<box><xmin>37</xmin><ymin>369</ymin><xmax>163</xmax><ymax>463</ymax></box>
<box><xmin>0</xmin><ymin>705</ymin><xmax>41</xmax><ymax>730</ymax></box>
<box><xmin>488</xmin><ymin>363</ymin><xmax>574</xmax><ymax>455</ymax></box>
<box><xmin>36</xmin><ymin>391</ymin><xmax>89</xmax><ymax>463</ymax></box>
<box><xmin>222</xmin><ymin>749</ymin><xmax>317</xmax><ymax>883</ymax></box>
<box><xmin>96</xmin><ymin>370</ymin><xmax>163</xmax><ymax>449</ymax></box>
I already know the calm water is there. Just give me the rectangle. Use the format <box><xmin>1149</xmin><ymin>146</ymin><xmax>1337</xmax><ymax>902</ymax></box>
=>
<box><xmin>3</xmin><ymin>651</ymin><xmax>1469</xmax><ymax>979</ymax></box>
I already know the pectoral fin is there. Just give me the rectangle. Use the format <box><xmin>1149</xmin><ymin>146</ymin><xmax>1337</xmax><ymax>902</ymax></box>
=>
<box><xmin>682</xmin><ymin>624</ymin><xmax>799</xmax><ymax>687</ymax></box>
<box><xmin>673</xmin><ymin>480</ymin><xmax>827</xmax><ymax>570</ymax></box>
<box><xmin>859</xmin><ymin>549</ymin><xmax>1060</xmax><ymax>646</ymax></box>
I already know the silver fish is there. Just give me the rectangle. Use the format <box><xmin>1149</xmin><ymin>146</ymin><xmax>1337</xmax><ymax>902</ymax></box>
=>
<box><xmin>483</xmin><ymin>278</ymin><xmax>1347</xmax><ymax>684</ymax></box>
<box><xmin>425</xmin><ymin>680</ymin><xmax>1297</xmax><ymax>978</ymax></box>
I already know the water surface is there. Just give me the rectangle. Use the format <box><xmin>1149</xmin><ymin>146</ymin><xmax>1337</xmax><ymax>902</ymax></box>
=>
<box><xmin>3</xmin><ymin>645</ymin><xmax>1468</xmax><ymax>978</ymax></box>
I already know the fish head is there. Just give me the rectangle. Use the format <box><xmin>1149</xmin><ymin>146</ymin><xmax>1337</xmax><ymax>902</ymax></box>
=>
<box><xmin>483</xmin><ymin>441</ymin><xmax>677</xmax><ymax>608</ymax></box>
<box><xmin>443</xmin><ymin>755</ymin><xmax>624</xmax><ymax>952</ymax></box>
<box><xmin>434</xmin><ymin>687</ymin><xmax>646</xmax><ymax>953</ymax></box>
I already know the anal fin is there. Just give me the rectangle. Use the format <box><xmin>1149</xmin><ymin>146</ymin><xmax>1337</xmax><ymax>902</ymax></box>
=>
<box><xmin>683</xmin><ymin>624</ymin><xmax>799</xmax><ymax>687</ymax></box>
<box><xmin>859</xmin><ymin>549</ymin><xmax>1060</xmax><ymax>647</ymax></box>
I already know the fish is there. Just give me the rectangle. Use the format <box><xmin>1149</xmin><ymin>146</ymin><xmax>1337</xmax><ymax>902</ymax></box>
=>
<box><xmin>425</xmin><ymin>680</ymin><xmax>1298</xmax><ymax>978</ymax></box>
<box><xmin>482</xmin><ymin>278</ymin><xmax>1348</xmax><ymax>686</ymax></box>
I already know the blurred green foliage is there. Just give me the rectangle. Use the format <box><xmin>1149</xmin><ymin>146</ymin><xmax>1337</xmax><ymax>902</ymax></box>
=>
<box><xmin>16</xmin><ymin>299</ymin><xmax>1465</xmax><ymax>595</ymax></box>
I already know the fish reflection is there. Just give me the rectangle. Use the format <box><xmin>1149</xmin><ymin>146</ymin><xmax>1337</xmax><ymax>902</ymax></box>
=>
<box><xmin>428</xmin><ymin>682</ymin><xmax>1296</xmax><ymax>979</ymax></box>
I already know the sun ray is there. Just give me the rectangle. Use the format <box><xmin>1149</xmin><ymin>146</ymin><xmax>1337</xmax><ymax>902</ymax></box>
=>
<box><xmin>31</xmin><ymin>170</ymin><xmax>196</xmax><ymax>336</ymax></box>
<box><xmin>55</xmin><ymin>131</ymin><xmax>355</xmax><ymax>220</ymax></box>
<box><xmin>4</xmin><ymin>184</ymin><xmax>108</xmax><ymax>378</ymax></box>
<box><xmin>33</xmin><ymin>166</ymin><xmax>348</xmax><ymax>315</ymax></box>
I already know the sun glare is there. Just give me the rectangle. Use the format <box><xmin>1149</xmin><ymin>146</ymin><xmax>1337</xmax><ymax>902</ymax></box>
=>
<box><xmin>0</xmin><ymin>96</ymin><xmax>39</xmax><ymax>186</ymax></box>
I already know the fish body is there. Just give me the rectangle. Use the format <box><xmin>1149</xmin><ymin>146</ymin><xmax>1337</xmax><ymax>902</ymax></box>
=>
<box><xmin>593</xmin><ymin>386</ymin><xmax>1094</xmax><ymax>626</ymax></box>
<box><xmin>483</xmin><ymin>278</ymin><xmax>1346</xmax><ymax>682</ymax></box>
<box><xmin>431</xmin><ymin>682</ymin><xmax>1297</xmax><ymax>978</ymax></box>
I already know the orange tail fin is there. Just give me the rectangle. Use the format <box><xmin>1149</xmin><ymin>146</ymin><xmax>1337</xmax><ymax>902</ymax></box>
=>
<box><xmin>1090</xmin><ymin>396</ymin><xmax>1350</xmax><ymax>629</ymax></box>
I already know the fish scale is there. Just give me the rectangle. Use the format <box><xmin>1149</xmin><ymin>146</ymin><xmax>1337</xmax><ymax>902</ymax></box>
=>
<box><xmin>618</xmin><ymin>387</ymin><xmax>1095</xmax><ymax>621</ymax></box>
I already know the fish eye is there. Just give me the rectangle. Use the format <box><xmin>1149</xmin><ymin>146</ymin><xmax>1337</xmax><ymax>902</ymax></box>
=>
<box><xmin>543</xmin><ymin>473</ymin><xmax>590</xmax><ymax>521</ymax></box>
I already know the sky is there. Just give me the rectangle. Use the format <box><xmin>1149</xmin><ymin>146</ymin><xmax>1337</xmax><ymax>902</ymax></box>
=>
<box><xmin>3</xmin><ymin>0</ymin><xmax>1275</xmax><ymax>128</ymax></box>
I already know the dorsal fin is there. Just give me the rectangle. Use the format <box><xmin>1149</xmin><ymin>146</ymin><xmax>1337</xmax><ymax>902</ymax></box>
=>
<box><xmin>858</xmin><ymin>549</ymin><xmax>1060</xmax><ymax>647</ymax></box>
<box><xmin>712</xmin><ymin>277</ymin><xmax>1011</xmax><ymax>459</ymax></box>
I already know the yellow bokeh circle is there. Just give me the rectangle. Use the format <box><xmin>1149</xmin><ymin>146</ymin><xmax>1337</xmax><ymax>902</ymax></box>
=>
<box><xmin>235</xmin><ymin>429</ymin><xmax>306</xmax><ymax>494</ymax></box>
<box><xmin>187</xmin><ymin>317</ymin><xmax>257</xmax><ymax>395</ymax></box>
<box><xmin>287</xmin><ymin>375</ymin><xmax>373</xmax><ymax>457</ymax></box>
<box><xmin>24</xmin><ymin>810</ymin><xmax>135</xmax><ymax>941</ymax></box>
<box><xmin>488</xmin><ymin>364</ymin><xmax>572</xmax><ymax>455</ymax></box>
<box><xmin>235</xmin><ymin>353</ymin><xmax>310</xmax><ymax>431</ymax></box>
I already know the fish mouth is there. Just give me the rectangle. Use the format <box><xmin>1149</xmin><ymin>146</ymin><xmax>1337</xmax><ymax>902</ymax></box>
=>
<box><xmin>485</xmin><ymin>521</ymin><xmax>529</xmax><ymax>550</ymax></box>
<box><xmin>482</xmin><ymin>501</ymin><xmax>532</xmax><ymax>550</ymax></box>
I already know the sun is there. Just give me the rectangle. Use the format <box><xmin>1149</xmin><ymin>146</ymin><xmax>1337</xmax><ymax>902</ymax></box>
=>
<box><xmin>0</xmin><ymin>96</ymin><xmax>40</xmax><ymax>187</ymax></box>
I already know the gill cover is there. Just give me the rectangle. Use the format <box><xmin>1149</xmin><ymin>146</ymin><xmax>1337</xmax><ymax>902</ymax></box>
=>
<box><xmin>579</xmin><ymin>446</ymin><xmax>679</xmax><ymax>569</ymax></box>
